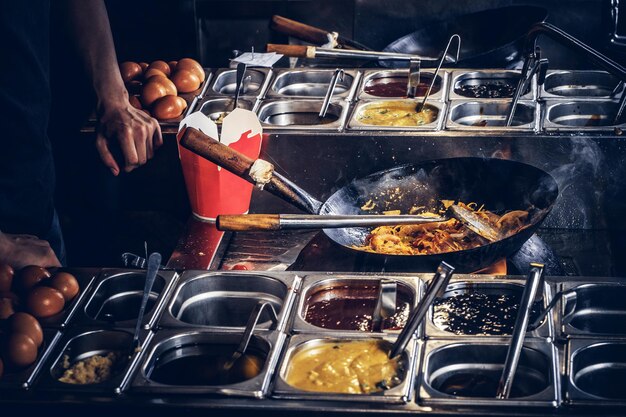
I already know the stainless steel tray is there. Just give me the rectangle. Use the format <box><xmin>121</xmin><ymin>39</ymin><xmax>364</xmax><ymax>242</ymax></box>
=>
<box><xmin>130</xmin><ymin>328</ymin><xmax>286</xmax><ymax>398</ymax></box>
<box><xmin>257</xmin><ymin>99</ymin><xmax>349</xmax><ymax>131</ymax></box>
<box><xmin>417</xmin><ymin>338</ymin><xmax>560</xmax><ymax>407</ymax></box>
<box><xmin>358</xmin><ymin>69</ymin><xmax>447</xmax><ymax>101</ymax></box>
<box><xmin>348</xmin><ymin>99</ymin><xmax>445</xmax><ymax>131</ymax></box>
<box><xmin>71</xmin><ymin>269</ymin><xmax>178</xmax><ymax>330</ymax></box>
<box><xmin>34</xmin><ymin>327</ymin><xmax>153</xmax><ymax>394</ymax></box>
<box><xmin>425</xmin><ymin>275</ymin><xmax>553</xmax><ymax>340</ymax></box>
<box><xmin>540</xmin><ymin>70</ymin><xmax>624</xmax><ymax>100</ymax></box>
<box><xmin>544</xmin><ymin>100</ymin><xmax>626</xmax><ymax>132</ymax></box>
<box><xmin>291</xmin><ymin>273</ymin><xmax>422</xmax><ymax>335</ymax></box>
<box><xmin>449</xmin><ymin>70</ymin><xmax>534</xmax><ymax>100</ymax></box>
<box><xmin>558</xmin><ymin>280</ymin><xmax>626</xmax><ymax>340</ymax></box>
<box><xmin>272</xmin><ymin>333</ymin><xmax>418</xmax><ymax>403</ymax></box>
<box><xmin>446</xmin><ymin>100</ymin><xmax>538</xmax><ymax>131</ymax></box>
<box><xmin>157</xmin><ymin>271</ymin><xmax>299</xmax><ymax>332</ymax></box>
<box><xmin>205</xmin><ymin>67</ymin><xmax>272</xmax><ymax>100</ymax></box>
<box><xmin>266</xmin><ymin>69</ymin><xmax>359</xmax><ymax>100</ymax></box>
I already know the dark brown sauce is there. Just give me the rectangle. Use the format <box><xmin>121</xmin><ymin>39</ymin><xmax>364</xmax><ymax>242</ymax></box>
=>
<box><xmin>364</xmin><ymin>75</ymin><xmax>439</xmax><ymax>97</ymax></box>
<box><xmin>304</xmin><ymin>285</ymin><xmax>411</xmax><ymax>331</ymax></box>
<box><xmin>149</xmin><ymin>344</ymin><xmax>265</xmax><ymax>385</ymax></box>
<box><xmin>433</xmin><ymin>292</ymin><xmax>541</xmax><ymax>335</ymax></box>
<box><xmin>456</xmin><ymin>82</ymin><xmax>517</xmax><ymax>98</ymax></box>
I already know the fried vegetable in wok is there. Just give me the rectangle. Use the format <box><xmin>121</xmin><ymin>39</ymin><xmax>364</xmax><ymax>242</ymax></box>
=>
<box><xmin>356</xmin><ymin>202</ymin><xmax>531</xmax><ymax>256</ymax></box>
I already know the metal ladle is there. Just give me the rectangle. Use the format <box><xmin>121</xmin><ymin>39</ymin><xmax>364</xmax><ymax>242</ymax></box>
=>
<box><xmin>131</xmin><ymin>252</ymin><xmax>161</xmax><ymax>353</ymax></box>
<box><xmin>496</xmin><ymin>262</ymin><xmax>545</xmax><ymax>399</ymax></box>
<box><xmin>389</xmin><ymin>262</ymin><xmax>455</xmax><ymax>359</ymax></box>
<box><xmin>319</xmin><ymin>68</ymin><xmax>345</xmax><ymax>119</ymax></box>
<box><xmin>221</xmin><ymin>301</ymin><xmax>278</xmax><ymax>374</ymax></box>
<box><xmin>233</xmin><ymin>62</ymin><xmax>247</xmax><ymax>111</ymax></box>
<box><xmin>371</xmin><ymin>279</ymin><xmax>398</xmax><ymax>332</ymax></box>
<box><xmin>415</xmin><ymin>34</ymin><xmax>461</xmax><ymax>112</ymax></box>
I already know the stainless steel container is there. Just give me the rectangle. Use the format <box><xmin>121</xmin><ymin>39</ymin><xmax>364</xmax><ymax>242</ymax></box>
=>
<box><xmin>348</xmin><ymin>100</ymin><xmax>444</xmax><ymax>131</ymax></box>
<box><xmin>418</xmin><ymin>339</ymin><xmax>559</xmax><ymax>407</ymax></box>
<box><xmin>131</xmin><ymin>329</ymin><xmax>285</xmax><ymax>398</ymax></box>
<box><xmin>544</xmin><ymin>100</ymin><xmax>626</xmax><ymax>131</ymax></box>
<box><xmin>449</xmin><ymin>70</ymin><xmax>534</xmax><ymax>100</ymax></box>
<box><xmin>558</xmin><ymin>281</ymin><xmax>626</xmax><ymax>339</ymax></box>
<box><xmin>567</xmin><ymin>339</ymin><xmax>626</xmax><ymax>405</ymax></box>
<box><xmin>358</xmin><ymin>69</ymin><xmax>447</xmax><ymax>101</ymax></box>
<box><xmin>72</xmin><ymin>269</ymin><xmax>178</xmax><ymax>330</ymax></box>
<box><xmin>35</xmin><ymin>327</ymin><xmax>152</xmax><ymax>394</ymax></box>
<box><xmin>198</xmin><ymin>98</ymin><xmax>257</xmax><ymax>124</ymax></box>
<box><xmin>257</xmin><ymin>99</ymin><xmax>349</xmax><ymax>131</ymax></box>
<box><xmin>540</xmin><ymin>70</ymin><xmax>624</xmax><ymax>99</ymax></box>
<box><xmin>206</xmin><ymin>67</ymin><xmax>271</xmax><ymax>99</ymax></box>
<box><xmin>267</xmin><ymin>69</ymin><xmax>358</xmax><ymax>99</ymax></box>
<box><xmin>157</xmin><ymin>271</ymin><xmax>298</xmax><ymax>331</ymax></box>
<box><xmin>0</xmin><ymin>329</ymin><xmax>63</xmax><ymax>390</ymax></box>
<box><xmin>273</xmin><ymin>334</ymin><xmax>417</xmax><ymax>403</ymax></box>
<box><xmin>291</xmin><ymin>274</ymin><xmax>422</xmax><ymax>335</ymax></box>
<box><xmin>446</xmin><ymin>100</ymin><xmax>537</xmax><ymax>131</ymax></box>
<box><xmin>425</xmin><ymin>277</ymin><xmax>553</xmax><ymax>339</ymax></box>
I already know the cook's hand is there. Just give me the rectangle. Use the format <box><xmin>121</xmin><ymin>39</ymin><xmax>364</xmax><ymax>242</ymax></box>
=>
<box><xmin>0</xmin><ymin>232</ymin><xmax>61</xmax><ymax>269</ymax></box>
<box><xmin>96</xmin><ymin>98</ymin><xmax>163</xmax><ymax>176</ymax></box>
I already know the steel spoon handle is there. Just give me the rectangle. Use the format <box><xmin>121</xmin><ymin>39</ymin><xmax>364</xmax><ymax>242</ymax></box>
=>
<box><xmin>132</xmin><ymin>252</ymin><xmax>161</xmax><ymax>349</ymax></box>
<box><xmin>389</xmin><ymin>262</ymin><xmax>455</xmax><ymax>359</ymax></box>
<box><xmin>497</xmin><ymin>262</ymin><xmax>545</xmax><ymax>399</ymax></box>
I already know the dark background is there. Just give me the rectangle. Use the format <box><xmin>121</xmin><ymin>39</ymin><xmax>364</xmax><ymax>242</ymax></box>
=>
<box><xmin>48</xmin><ymin>0</ymin><xmax>625</xmax><ymax>266</ymax></box>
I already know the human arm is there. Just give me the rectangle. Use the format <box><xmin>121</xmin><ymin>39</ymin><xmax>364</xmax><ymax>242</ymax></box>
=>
<box><xmin>0</xmin><ymin>232</ymin><xmax>61</xmax><ymax>269</ymax></box>
<box><xmin>60</xmin><ymin>0</ymin><xmax>163</xmax><ymax>175</ymax></box>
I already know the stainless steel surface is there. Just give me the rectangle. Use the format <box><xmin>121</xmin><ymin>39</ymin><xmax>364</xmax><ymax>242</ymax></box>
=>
<box><xmin>449</xmin><ymin>70</ymin><xmax>534</xmax><ymax>100</ymax></box>
<box><xmin>37</xmin><ymin>328</ymin><xmax>152</xmax><ymax>393</ymax></box>
<box><xmin>257</xmin><ymin>99</ymin><xmax>348</xmax><ymax>131</ymax></box>
<box><xmin>348</xmin><ymin>100</ymin><xmax>444</xmax><ymax>131</ymax></box>
<box><xmin>208</xmin><ymin>68</ymin><xmax>269</xmax><ymax>98</ymax></box>
<box><xmin>358</xmin><ymin>69</ymin><xmax>446</xmax><ymax>101</ymax></box>
<box><xmin>292</xmin><ymin>274</ymin><xmax>420</xmax><ymax>335</ymax></box>
<box><xmin>75</xmin><ymin>269</ymin><xmax>178</xmax><ymax>330</ymax></box>
<box><xmin>497</xmin><ymin>263</ymin><xmax>545</xmax><ymax>398</ymax></box>
<box><xmin>273</xmin><ymin>334</ymin><xmax>417</xmax><ymax>403</ymax></box>
<box><xmin>131</xmin><ymin>329</ymin><xmax>285</xmax><ymax>398</ymax></box>
<box><xmin>559</xmin><ymin>282</ymin><xmax>626</xmax><ymax>338</ymax></box>
<box><xmin>419</xmin><ymin>339</ymin><xmax>559</xmax><ymax>407</ymax></box>
<box><xmin>545</xmin><ymin>100</ymin><xmax>626</xmax><ymax>131</ymax></box>
<box><xmin>158</xmin><ymin>271</ymin><xmax>296</xmax><ymax>331</ymax></box>
<box><xmin>448</xmin><ymin>100</ymin><xmax>536</xmax><ymax>131</ymax></box>
<box><xmin>132</xmin><ymin>253</ymin><xmax>161</xmax><ymax>351</ymax></box>
<box><xmin>541</xmin><ymin>70</ymin><xmax>624</xmax><ymax>99</ymax></box>
<box><xmin>426</xmin><ymin>278</ymin><xmax>553</xmax><ymax>339</ymax></box>
<box><xmin>567</xmin><ymin>340</ymin><xmax>626</xmax><ymax>404</ymax></box>
<box><xmin>198</xmin><ymin>98</ymin><xmax>256</xmax><ymax>124</ymax></box>
<box><xmin>390</xmin><ymin>262</ymin><xmax>454</xmax><ymax>359</ymax></box>
<box><xmin>267</xmin><ymin>69</ymin><xmax>357</xmax><ymax>99</ymax></box>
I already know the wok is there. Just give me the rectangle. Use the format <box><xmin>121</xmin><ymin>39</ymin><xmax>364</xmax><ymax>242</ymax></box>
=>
<box><xmin>179</xmin><ymin>128</ymin><xmax>558</xmax><ymax>272</ymax></box>
<box><xmin>383</xmin><ymin>6</ymin><xmax>548</xmax><ymax>68</ymax></box>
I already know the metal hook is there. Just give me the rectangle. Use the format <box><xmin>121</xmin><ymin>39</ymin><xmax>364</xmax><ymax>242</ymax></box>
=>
<box><xmin>415</xmin><ymin>34</ymin><xmax>461</xmax><ymax>112</ymax></box>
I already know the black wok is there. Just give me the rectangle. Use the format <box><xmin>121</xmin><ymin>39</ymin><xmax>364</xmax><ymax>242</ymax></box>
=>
<box><xmin>180</xmin><ymin>128</ymin><xmax>559</xmax><ymax>272</ymax></box>
<box><xmin>383</xmin><ymin>6</ymin><xmax>548</xmax><ymax>68</ymax></box>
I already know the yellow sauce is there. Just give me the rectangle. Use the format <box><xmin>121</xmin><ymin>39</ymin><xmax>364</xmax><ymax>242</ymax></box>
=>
<box><xmin>357</xmin><ymin>101</ymin><xmax>438</xmax><ymax>127</ymax></box>
<box><xmin>284</xmin><ymin>340</ymin><xmax>401</xmax><ymax>394</ymax></box>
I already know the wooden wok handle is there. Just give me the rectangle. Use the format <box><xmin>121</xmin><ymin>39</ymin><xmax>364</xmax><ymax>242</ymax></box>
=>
<box><xmin>179</xmin><ymin>127</ymin><xmax>255</xmax><ymax>180</ymax></box>
<box><xmin>271</xmin><ymin>15</ymin><xmax>330</xmax><ymax>45</ymax></box>
<box><xmin>217</xmin><ymin>214</ymin><xmax>280</xmax><ymax>231</ymax></box>
<box><xmin>266</xmin><ymin>44</ymin><xmax>313</xmax><ymax>58</ymax></box>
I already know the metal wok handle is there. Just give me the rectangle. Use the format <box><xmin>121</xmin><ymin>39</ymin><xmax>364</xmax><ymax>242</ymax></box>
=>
<box><xmin>179</xmin><ymin>127</ymin><xmax>323</xmax><ymax>214</ymax></box>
